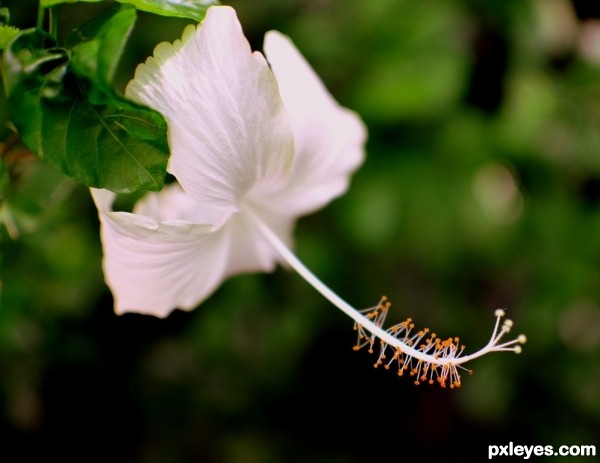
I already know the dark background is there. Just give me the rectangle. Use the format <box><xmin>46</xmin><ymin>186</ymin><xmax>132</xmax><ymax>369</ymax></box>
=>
<box><xmin>1</xmin><ymin>0</ymin><xmax>599</xmax><ymax>461</ymax></box>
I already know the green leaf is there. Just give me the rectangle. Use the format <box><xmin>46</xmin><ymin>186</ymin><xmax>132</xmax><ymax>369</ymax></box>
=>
<box><xmin>0</xmin><ymin>160</ymin><xmax>8</xmax><ymax>198</ymax></box>
<box><xmin>0</xmin><ymin>25</ymin><xmax>20</xmax><ymax>51</ymax></box>
<box><xmin>66</xmin><ymin>4</ymin><xmax>136</xmax><ymax>99</ymax></box>
<box><xmin>0</xmin><ymin>8</ymin><xmax>20</xmax><ymax>50</ymax></box>
<box><xmin>0</xmin><ymin>7</ymin><xmax>10</xmax><ymax>25</ymax></box>
<box><xmin>40</xmin><ymin>0</ymin><xmax>104</xmax><ymax>6</ymax></box>
<box><xmin>3</xmin><ymin>11</ymin><xmax>169</xmax><ymax>193</ymax></box>
<box><xmin>117</xmin><ymin>0</ymin><xmax>219</xmax><ymax>21</ymax></box>
<box><xmin>41</xmin><ymin>0</ymin><xmax>219</xmax><ymax>21</ymax></box>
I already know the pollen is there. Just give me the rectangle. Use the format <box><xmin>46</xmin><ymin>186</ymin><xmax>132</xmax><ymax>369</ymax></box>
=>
<box><xmin>353</xmin><ymin>297</ymin><xmax>526</xmax><ymax>389</ymax></box>
<box><xmin>353</xmin><ymin>296</ymin><xmax>465</xmax><ymax>388</ymax></box>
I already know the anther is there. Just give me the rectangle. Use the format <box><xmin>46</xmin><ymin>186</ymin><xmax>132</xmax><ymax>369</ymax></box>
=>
<box><xmin>352</xmin><ymin>297</ymin><xmax>525</xmax><ymax>389</ymax></box>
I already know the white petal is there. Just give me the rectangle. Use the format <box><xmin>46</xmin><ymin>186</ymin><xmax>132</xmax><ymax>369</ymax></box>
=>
<box><xmin>126</xmin><ymin>6</ymin><xmax>294</xmax><ymax>213</ymax></box>
<box><xmin>90</xmin><ymin>187</ymin><xmax>291</xmax><ymax>317</ymax></box>
<box><xmin>262</xmin><ymin>31</ymin><xmax>367</xmax><ymax>216</ymax></box>
<box><xmin>91</xmin><ymin>187</ymin><xmax>231</xmax><ymax>317</ymax></box>
<box><xmin>134</xmin><ymin>182</ymin><xmax>226</xmax><ymax>225</ymax></box>
<box><xmin>225</xmin><ymin>203</ymin><xmax>295</xmax><ymax>277</ymax></box>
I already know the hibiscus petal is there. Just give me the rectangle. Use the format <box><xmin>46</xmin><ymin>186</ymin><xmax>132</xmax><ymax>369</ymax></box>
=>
<box><xmin>133</xmin><ymin>182</ymin><xmax>226</xmax><ymax>226</ymax></box>
<box><xmin>91</xmin><ymin>188</ymin><xmax>232</xmax><ymax>317</ymax></box>
<box><xmin>125</xmin><ymin>6</ymin><xmax>294</xmax><ymax>213</ymax></box>
<box><xmin>224</xmin><ymin>203</ymin><xmax>295</xmax><ymax>277</ymax></box>
<box><xmin>262</xmin><ymin>31</ymin><xmax>367</xmax><ymax>216</ymax></box>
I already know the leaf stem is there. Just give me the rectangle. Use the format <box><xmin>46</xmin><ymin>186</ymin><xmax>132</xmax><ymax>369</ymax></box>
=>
<box><xmin>36</xmin><ymin>4</ymin><xmax>46</xmax><ymax>31</ymax></box>
<box><xmin>48</xmin><ymin>7</ymin><xmax>57</xmax><ymax>39</ymax></box>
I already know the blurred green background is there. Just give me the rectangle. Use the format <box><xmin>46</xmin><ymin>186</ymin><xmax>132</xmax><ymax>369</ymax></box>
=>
<box><xmin>1</xmin><ymin>0</ymin><xmax>600</xmax><ymax>461</ymax></box>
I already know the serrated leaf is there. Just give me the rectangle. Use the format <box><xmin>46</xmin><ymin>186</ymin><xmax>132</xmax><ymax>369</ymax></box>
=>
<box><xmin>0</xmin><ymin>25</ymin><xmax>20</xmax><ymax>51</ymax></box>
<box><xmin>66</xmin><ymin>5</ymin><xmax>136</xmax><ymax>99</ymax></box>
<box><xmin>3</xmin><ymin>25</ymin><xmax>169</xmax><ymax>193</ymax></box>
<box><xmin>41</xmin><ymin>0</ymin><xmax>219</xmax><ymax>21</ymax></box>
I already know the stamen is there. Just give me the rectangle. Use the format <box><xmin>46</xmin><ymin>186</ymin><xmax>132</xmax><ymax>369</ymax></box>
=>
<box><xmin>353</xmin><ymin>297</ymin><xmax>527</xmax><ymax>388</ymax></box>
<box><xmin>248</xmin><ymin>210</ymin><xmax>526</xmax><ymax>390</ymax></box>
